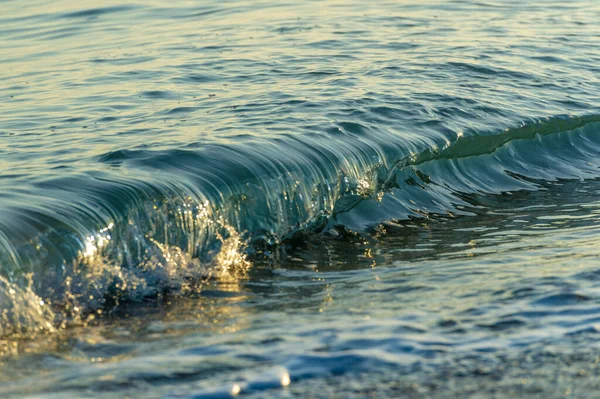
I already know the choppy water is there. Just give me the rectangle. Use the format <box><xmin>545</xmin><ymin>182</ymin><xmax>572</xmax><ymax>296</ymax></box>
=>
<box><xmin>1</xmin><ymin>0</ymin><xmax>600</xmax><ymax>397</ymax></box>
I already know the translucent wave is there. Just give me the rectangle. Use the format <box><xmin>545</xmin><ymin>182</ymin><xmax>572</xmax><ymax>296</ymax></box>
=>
<box><xmin>1</xmin><ymin>114</ymin><xmax>599</xmax><ymax>337</ymax></box>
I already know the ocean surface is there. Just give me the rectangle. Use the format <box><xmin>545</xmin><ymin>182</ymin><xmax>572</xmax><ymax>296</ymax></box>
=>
<box><xmin>1</xmin><ymin>0</ymin><xmax>600</xmax><ymax>397</ymax></box>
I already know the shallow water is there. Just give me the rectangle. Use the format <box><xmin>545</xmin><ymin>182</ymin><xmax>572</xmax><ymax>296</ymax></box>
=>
<box><xmin>1</xmin><ymin>0</ymin><xmax>600</xmax><ymax>397</ymax></box>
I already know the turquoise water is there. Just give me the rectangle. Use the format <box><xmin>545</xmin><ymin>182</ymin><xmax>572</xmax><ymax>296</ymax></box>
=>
<box><xmin>1</xmin><ymin>0</ymin><xmax>600</xmax><ymax>397</ymax></box>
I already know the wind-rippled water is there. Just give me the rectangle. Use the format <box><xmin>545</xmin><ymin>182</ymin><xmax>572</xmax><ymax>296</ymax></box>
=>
<box><xmin>1</xmin><ymin>0</ymin><xmax>600</xmax><ymax>397</ymax></box>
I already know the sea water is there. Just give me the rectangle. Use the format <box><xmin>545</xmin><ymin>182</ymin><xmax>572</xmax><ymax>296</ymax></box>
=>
<box><xmin>1</xmin><ymin>0</ymin><xmax>600</xmax><ymax>397</ymax></box>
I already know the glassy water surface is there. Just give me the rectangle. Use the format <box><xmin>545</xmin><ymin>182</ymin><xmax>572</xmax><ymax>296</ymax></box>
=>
<box><xmin>1</xmin><ymin>0</ymin><xmax>600</xmax><ymax>397</ymax></box>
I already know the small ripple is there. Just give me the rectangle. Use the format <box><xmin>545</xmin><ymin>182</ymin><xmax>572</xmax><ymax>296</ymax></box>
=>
<box><xmin>532</xmin><ymin>293</ymin><xmax>592</xmax><ymax>306</ymax></box>
<box><xmin>60</xmin><ymin>5</ymin><xmax>140</xmax><ymax>19</ymax></box>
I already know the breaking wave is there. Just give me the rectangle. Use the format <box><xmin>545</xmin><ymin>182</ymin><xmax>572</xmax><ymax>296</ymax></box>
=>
<box><xmin>1</xmin><ymin>114</ymin><xmax>599</xmax><ymax>337</ymax></box>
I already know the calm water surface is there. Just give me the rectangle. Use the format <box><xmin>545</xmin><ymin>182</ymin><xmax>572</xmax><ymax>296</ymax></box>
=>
<box><xmin>1</xmin><ymin>0</ymin><xmax>600</xmax><ymax>397</ymax></box>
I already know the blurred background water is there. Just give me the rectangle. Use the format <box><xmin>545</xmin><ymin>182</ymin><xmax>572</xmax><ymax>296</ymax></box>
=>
<box><xmin>1</xmin><ymin>0</ymin><xmax>600</xmax><ymax>397</ymax></box>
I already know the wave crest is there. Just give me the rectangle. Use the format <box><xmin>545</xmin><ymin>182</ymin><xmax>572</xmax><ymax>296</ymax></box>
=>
<box><xmin>1</xmin><ymin>114</ymin><xmax>599</xmax><ymax>337</ymax></box>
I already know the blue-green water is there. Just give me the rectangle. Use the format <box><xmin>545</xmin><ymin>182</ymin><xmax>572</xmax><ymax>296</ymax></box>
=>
<box><xmin>1</xmin><ymin>0</ymin><xmax>600</xmax><ymax>397</ymax></box>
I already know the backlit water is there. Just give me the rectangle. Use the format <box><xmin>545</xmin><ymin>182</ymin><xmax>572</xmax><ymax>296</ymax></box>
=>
<box><xmin>1</xmin><ymin>0</ymin><xmax>600</xmax><ymax>397</ymax></box>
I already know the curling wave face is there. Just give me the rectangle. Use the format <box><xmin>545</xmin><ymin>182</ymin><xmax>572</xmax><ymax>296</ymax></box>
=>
<box><xmin>1</xmin><ymin>114</ymin><xmax>600</xmax><ymax>337</ymax></box>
